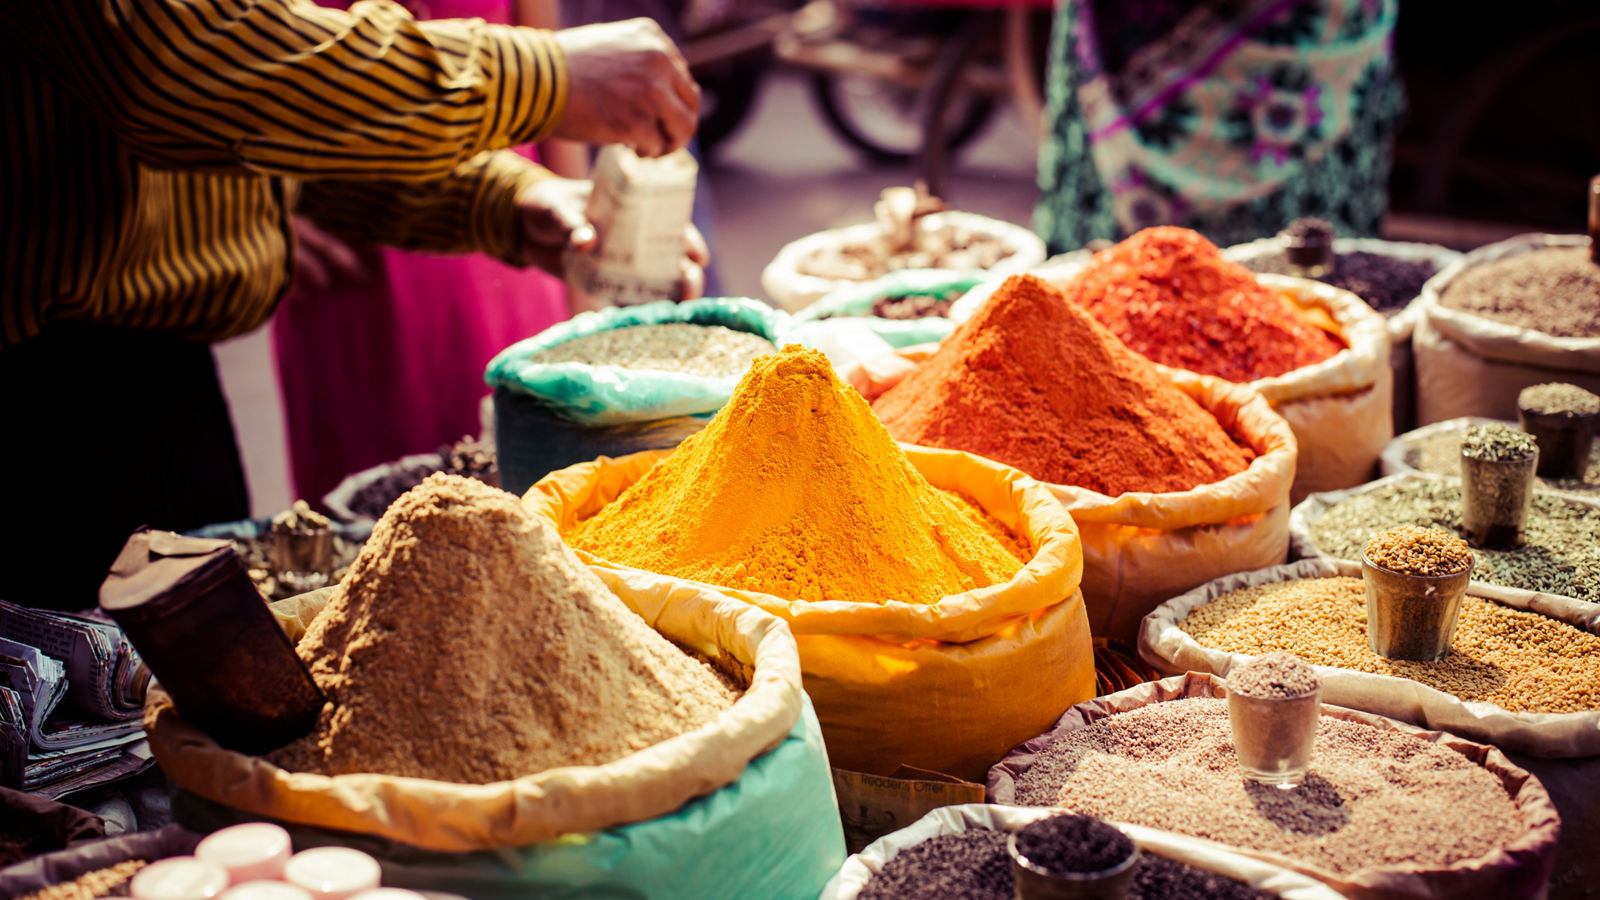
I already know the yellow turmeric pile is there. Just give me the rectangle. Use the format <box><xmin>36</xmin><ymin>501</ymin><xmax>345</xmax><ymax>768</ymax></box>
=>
<box><xmin>568</xmin><ymin>346</ymin><xmax>1027</xmax><ymax>604</ymax></box>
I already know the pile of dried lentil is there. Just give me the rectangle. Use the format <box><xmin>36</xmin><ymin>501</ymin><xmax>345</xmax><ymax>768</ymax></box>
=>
<box><xmin>1012</xmin><ymin>698</ymin><xmax>1523</xmax><ymax>874</ymax></box>
<box><xmin>1307</xmin><ymin>478</ymin><xmax>1600</xmax><ymax>600</ymax></box>
<box><xmin>523</xmin><ymin>323</ymin><xmax>775</xmax><ymax>376</ymax></box>
<box><xmin>1364</xmin><ymin>526</ymin><xmax>1472</xmax><ymax>576</ymax></box>
<box><xmin>1410</xmin><ymin>426</ymin><xmax>1600</xmax><ymax>496</ymax></box>
<box><xmin>856</xmin><ymin>826</ymin><xmax>1272</xmax><ymax>900</ymax></box>
<box><xmin>1179</xmin><ymin>576</ymin><xmax>1600</xmax><ymax>713</ymax></box>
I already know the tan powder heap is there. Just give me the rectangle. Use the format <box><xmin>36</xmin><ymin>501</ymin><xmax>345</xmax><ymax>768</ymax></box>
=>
<box><xmin>270</xmin><ymin>473</ymin><xmax>739</xmax><ymax>784</ymax></box>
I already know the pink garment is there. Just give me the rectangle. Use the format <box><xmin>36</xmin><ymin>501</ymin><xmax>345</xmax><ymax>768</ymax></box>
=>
<box><xmin>272</xmin><ymin>0</ymin><xmax>566</xmax><ymax>506</ymax></box>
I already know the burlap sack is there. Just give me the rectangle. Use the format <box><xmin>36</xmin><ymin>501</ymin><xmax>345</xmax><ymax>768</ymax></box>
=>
<box><xmin>988</xmin><ymin>673</ymin><xmax>1561</xmax><ymax>900</ymax></box>
<box><xmin>525</xmin><ymin>445</ymin><xmax>1096</xmax><ymax>781</ymax></box>
<box><xmin>145</xmin><ymin>573</ymin><xmax>808</xmax><ymax>853</ymax></box>
<box><xmin>852</xmin><ymin>358</ymin><xmax>1297</xmax><ymax>645</ymax></box>
<box><xmin>1414</xmin><ymin>234</ymin><xmax>1600</xmax><ymax>425</ymax></box>
<box><xmin>1224</xmin><ymin>237</ymin><xmax>1463</xmax><ymax>435</ymax></box>
<box><xmin>1288</xmin><ymin>471</ymin><xmax>1600</xmax><ymax>610</ymax></box>
<box><xmin>761</xmin><ymin>212</ymin><xmax>1046</xmax><ymax>313</ymax></box>
<box><xmin>1137</xmin><ymin>558</ymin><xmax>1600</xmax><ymax>758</ymax></box>
<box><xmin>819</xmin><ymin>803</ymin><xmax>1346</xmax><ymax>900</ymax></box>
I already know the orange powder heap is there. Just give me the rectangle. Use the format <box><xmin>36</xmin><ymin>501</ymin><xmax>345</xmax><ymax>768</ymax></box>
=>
<box><xmin>1062</xmin><ymin>227</ymin><xmax>1344</xmax><ymax>382</ymax></box>
<box><xmin>568</xmin><ymin>346</ymin><xmax>1027</xmax><ymax>605</ymax></box>
<box><xmin>874</xmin><ymin>274</ymin><xmax>1254</xmax><ymax>496</ymax></box>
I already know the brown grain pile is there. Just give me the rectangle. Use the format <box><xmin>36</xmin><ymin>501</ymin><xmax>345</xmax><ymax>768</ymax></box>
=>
<box><xmin>1013</xmin><ymin>698</ymin><xmax>1522</xmax><ymax>875</ymax></box>
<box><xmin>270</xmin><ymin>473</ymin><xmax>739</xmax><ymax>784</ymax></box>
<box><xmin>1364</xmin><ymin>526</ymin><xmax>1472</xmax><ymax>577</ymax></box>
<box><xmin>1229</xmin><ymin>652</ymin><xmax>1319</xmax><ymax>700</ymax></box>
<box><xmin>1180</xmin><ymin>577</ymin><xmax>1600</xmax><ymax>713</ymax></box>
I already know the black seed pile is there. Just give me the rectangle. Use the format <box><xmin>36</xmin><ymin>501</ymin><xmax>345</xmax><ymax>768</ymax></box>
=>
<box><xmin>870</xmin><ymin>291</ymin><xmax>960</xmax><ymax>320</ymax></box>
<box><xmin>1015</xmin><ymin>814</ymin><xmax>1134</xmax><ymax>875</ymax></box>
<box><xmin>856</xmin><ymin>827</ymin><xmax>1272</xmax><ymax>900</ymax></box>
<box><xmin>1241</xmin><ymin>250</ymin><xmax>1440</xmax><ymax>312</ymax></box>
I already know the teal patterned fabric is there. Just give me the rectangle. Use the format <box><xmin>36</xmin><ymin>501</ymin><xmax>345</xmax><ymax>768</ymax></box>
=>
<box><xmin>1035</xmin><ymin>0</ymin><xmax>1404</xmax><ymax>254</ymax></box>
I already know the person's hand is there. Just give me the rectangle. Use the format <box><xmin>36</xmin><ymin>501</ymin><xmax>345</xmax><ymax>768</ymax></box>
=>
<box><xmin>550</xmin><ymin>18</ymin><xmax>699</xmax><ymax>157</ymax></box>
<box><xmin>515</xmin><ymin>176</ymin><xmax>709</xmax><ymax>301</ymax></box>
<box><xmin>289</xmin><ymin>216</ymin><xmax>364</xmax><ymax>291</ymax></box>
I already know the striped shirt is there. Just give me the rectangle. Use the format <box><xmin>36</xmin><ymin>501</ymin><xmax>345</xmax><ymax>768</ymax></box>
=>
<box><xmin>0</xmin><ymin>0</ymin><xmax>568</xmax><ymax>348</ymax></box>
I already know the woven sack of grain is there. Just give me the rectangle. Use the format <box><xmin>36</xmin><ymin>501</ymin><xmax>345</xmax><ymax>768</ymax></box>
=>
<box><xmin>988</xmin><ymin>673</ymin><xmax>1560</xmax><ymax>900</ymax></box>
<box><xmin>485</xmin><ymin>297</ymin><xmax>789</xmax><ymax>495</ymax></box>
<box><xmin>1138</xmin><ymin>559</ymin><xmax>1600</xmax><ymax>900</ymax></box>
<box><xmin>0</xmin><ymin>825</ymin><xmax>200</xmax><ymax>898</ymax></box>
<box><xmin>146</xmin><ymin>582</ymin><xmax>844</xmax><ymax>899</ymax></box>
<box><xmin>851</xmin><ymin>357</ymin><xmax>1297</xmax><ymax>645</ymax></box>
<box><xmin>818</xmin><ymin>803</ymin><xmax>1346</xmax><ymax>900</ymax></box>
<box><xmin>1414</xmin><ymin>235</ymin><xmax>1600</xmax><ymax>425</ymax></box>
<box><xmin>954</xmin><ymin>266</ymin><xmax>1388</xmax><ymax>504</ymax></box>
<box><xmin>525</xmin><ymin>444</ymin><xmax>1095</xmax><ymax>782</ymax></box>
<box><xmin>1224</xmin><ymin>237</ymin><xmax>1462</xmax><ymax>435</ymax></box>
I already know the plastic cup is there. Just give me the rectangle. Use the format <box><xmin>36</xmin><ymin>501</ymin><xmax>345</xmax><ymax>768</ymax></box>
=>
<box><xmin>1518</xmin><ymin>406</ymin><xmax>1599</xmax><ymax>480</ymax></box>
<box><xmin>1361</xmin><ymin>553</ymin><xmax>1472</xmax><ymax>661</ymax></box>
<box><xmin>1460</xmin><ymin>450</ymin><xmax>1539</xmax><ymax>548</ymax></box>
<box><xmin>1226</xmin><ymin>686</ymin><xmax>1321</xmax><ymax>787</ymax></box>
<box><xmin>1007</xmin><ymin>832</ymin><xmax>1139</xmax><ymax>900</ymax></box>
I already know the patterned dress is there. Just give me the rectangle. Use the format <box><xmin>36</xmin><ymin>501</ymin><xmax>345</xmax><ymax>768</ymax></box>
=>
<box><xmin>1035</xmin><ymin>0</ymin><xmax>1403</xmax><ymax>253</ymax></box>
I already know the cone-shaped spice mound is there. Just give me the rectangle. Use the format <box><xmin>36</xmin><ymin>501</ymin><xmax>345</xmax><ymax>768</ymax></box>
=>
<box><xmin>1064</xmin><ymin>227</ymin><xmax>1343</xmax><ymax>382</ymax></box>
<box><xmin>874</xmin><ymin>274</ymin><xmax>1254</xmax><ymax>496</ymax></box>
<box><xmin>569</xmin><ymin>346</ymin><xmax>1027</xmax><ymax>605</ymax></box>
<box><xmin>271</xmin><ymin>473</ymin><xmax>738</xmax><ymax>784</ymax></box>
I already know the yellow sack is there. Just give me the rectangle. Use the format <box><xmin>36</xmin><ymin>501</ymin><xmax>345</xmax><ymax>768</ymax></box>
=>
<box><xmin>526</xmin><ymin>445</ymin><xmax>1095</xmax><ymax>781</ymax></box>
<box><xmin>144</xmin><ymin>575</ymin><xmax>807</xmax><ymax>853</ymax></box>
<box><xmin>1059</xmin><ymin>368</ymin><xmax>1297</xmax><ymax>643</ymax></box>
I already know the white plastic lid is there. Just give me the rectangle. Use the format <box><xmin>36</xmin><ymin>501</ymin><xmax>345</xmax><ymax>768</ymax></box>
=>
<box><xmin>129</xmin><ymin>857</ymin><xmax>231</xmax><ymax>900</ymax></box>
<box><xmin>348</xmin><ymin>890</ymin><xmax>428</xmax><ymax>900</ymax></box>
<box><xmin>196</xmin><ymin>823</ymin><xmax>293</xmax><ymax>884</ymax></box>
<box><xmin>283</xmin><ymin>848</ymin><xmax>382</xmax><ymax>900</ymax></box>
<box><xmin>219</xmin><ymin>882</ymin><xmax>314</xmax><ymax>900</ymax></box>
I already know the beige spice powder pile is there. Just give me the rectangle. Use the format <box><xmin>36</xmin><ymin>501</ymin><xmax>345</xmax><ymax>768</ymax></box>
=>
<box><xmin>270</xmin><ymin>473</ymin><xmax>740</xmax><ymax>784</ymax></box>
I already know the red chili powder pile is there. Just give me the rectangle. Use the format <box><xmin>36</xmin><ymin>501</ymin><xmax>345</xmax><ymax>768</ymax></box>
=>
<box><xmin>1062</xmin><ymin>227</ymin><xmax>1344</xmax><ymax>382</ymax></box>
<box><xmin>872</xmin><ymin>274</ymin><xmax>1255</xmax><ymax>496</ymax></box>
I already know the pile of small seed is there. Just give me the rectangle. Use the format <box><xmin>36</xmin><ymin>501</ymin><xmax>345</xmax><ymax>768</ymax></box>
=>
<box><xmin>1440</xmin><ymin>247</ymin><xmax>1600</xmax><ymax>337</ymax></box>
<box><xmin>16</xmin><ymin>860</ymin><xmax>147</xmax><ymax>900</ymax></box>
<box><xmin>1520</xmin><ymin>383</ymin><xmax>1600</xmax><ymax>418</ymax></box>
<box><xmin>524</xmin><ymin>323</ymin><xmax>775</xmax><ymax>376</ymax></box>
<box><xmin>871</xmin><ymin>290</ymin><xmax>961</xmax><ymax>319</ymax></box>
<box><xmin>1180</xmin><ymin>576</ymin><xmax>1600</xmax><ymax>713</ymax></box>
<box><xmin>1461</xmin><ymin>424</ymin><xmax>1537</xmax><ymax>462</ymax></box>
<box><xmin>1308</xmin><ymin>478</ymin><xmax>1600</xmax><ymax>600</ymax></box>
<box><xmin>1229</xmin><ymin>652</ymin><xmax>1319</xmax><ymax>700</ymax></box>
<box><xmin>1364</xmin><ymin>525</ymin><xmax>1473</xmax><ymax>576</ymax></box>
<box><xmin>1012</xmin><ymin>698</ymin><xmax>1523</xmax><ymax>874</ymax></box>
<box><xmin>1241</xmin><ymin>249</ymin><xmax>1440</xmax><ymax>312</ymax></box>
<box><xmin>1410</xmin><ymin>427</ymin><xmax>1600</xmax><ymax>496</ymax></box>
<box><xmin>856</xmin><ymin>827</ymin><xmax>1272</xmax><ymax>900</ymax></box>
<box><xmin>1014</xmin><ymin>814</ymin><xmax>1133</xmax><ymax>874</ymax></box>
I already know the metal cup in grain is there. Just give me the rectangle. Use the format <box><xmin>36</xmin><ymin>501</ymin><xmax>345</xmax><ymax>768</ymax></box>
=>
<box><xmin>1361</xmin><ymin>552</ymin><xmax>1472</xmax><ymax>661</ymax></box>
<box><xmin>1517</xmin><ymin>405</ymin><xmax>1599</xmax><ymax>480</ymax></box>
<box><xmin>272</xmin><ymin>524</ymin><xmax>334</xmax><ymax>596</ymax></box>
<box><xmin>1227</xmin><ymin>686</ymin><xmax>1321</xmax><ymax>787</ymax></box>
<box><xmin>1459</xmin><ymin>449</ymin><xmax>1538</xmax><ymax>548</ymax></box>
<box><xmin>1007</xmin><ymin>832</ymin><xmax>1139</xmax><ymax>900</ymax></box>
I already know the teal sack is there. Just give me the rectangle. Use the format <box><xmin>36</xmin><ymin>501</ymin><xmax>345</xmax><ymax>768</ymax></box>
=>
<box><xmin>791</xmin><ymin>271</ymin><xmax>984</xmax><ymax>348</ymax></box>
<box><xmin>173</xmin><ymin>697</ymin><xmax>845</xmax><ymax>900</ymax></box>
<box><xmin>485</xmin><ymin>298</ymin><xmax>790</xmax><ymax>427</ymax></box>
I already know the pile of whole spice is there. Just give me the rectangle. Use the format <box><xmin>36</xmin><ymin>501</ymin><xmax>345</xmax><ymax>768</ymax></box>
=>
<box><xmin>1237</xmin><ymin>222</ymin><xmax>1443</xmax><ymax>313</ymax></box>
<box><xmin>15</xmin><ymin>860</ymin><xmax>147</xmax><ymax>900</ymax></box>
<box><xmin>1411</xmin><ymin>426</ymin><xmax>1600</xmax><ymax>496</ymax></box>
<box><xmin>1229</xmin><ymin>651</ymin><xmax>1319</xmax><ymax>700</ymax></box>
<box><xmin>1179</xmin><ymin>576</ymin><xmax>1600</xmax><ymax>713</ymax></box>
<box><xmin>1364</xmin><ymin>526</ymin><xmax>1473</xmax><ymax>576</ymax></box>
<box><xmin>523</xmin><ymin>323</ymin><xmax>775</xmax><ymax>376</ymax></box>
<box><xmin>271</xmin><ymin>473</ymin><xmax>739</xmax><ymax>783</ymax></box>
<box><xmin>1013</xmin><ymin>814</ymin><xmax>1133</xmax><ymax>874</ymax></box>
<box><xmin>797</xmin><ymin>186</ymin><xmax>1017</xmax><ymax>281</ymax></box>
<box><xmin>1440</xmin><ymin>247</ymin><xmax>1600</xmax><ymax>337</ymax></box>
<box><xmin>569</xmin><ymin>346</ymin><xmax>1027</xmax><ymax>605</ymax></box>
<box><xmin>856</xmin><ymin>826</ymin><xmax>1272</xmax><ymax>900</ymax></box>
<box><xmin>1307</xmin><ymin>478</ymin><xmax>1600</xmax><ymax>600</ymax></box>
<box><xmin>872</xmin><ymin>274</ymin><xmax>1254</xmax><ymax>496</ymax></box>
<box><xmin>1012</xmin><ymin>698</ymin><xmax>1523</xmax><ymax>874</ymax></box>
<box><xmin>346</xmin><ymin>435</ymin><xmax>500</xmax><ymax>521</ymax></box>
<box><xmin>1519</xmin><ymin>383</ymin><xmax>1600</xmax><ymax>418</ymax></box>
<box><xmin>1062</xmin><ymin>227</ymin><xmax>1345</xmax><ymax>383</ymax></box>
<box><xmin>871</xmin><ymin>290</ymin><xmax>962</xmax><ymax>320</ymax></box>
<box><xmin>1461</xmin><ymin>424</ymin><xmax>1538</xmax><ymax>462</ymax></box>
